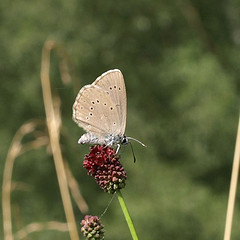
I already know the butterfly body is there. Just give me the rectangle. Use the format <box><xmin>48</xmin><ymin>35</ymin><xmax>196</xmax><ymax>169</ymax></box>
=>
<box><xmin>78</xmin><ymin>133</ymin><xmax>126</xmax><ymax>146</ymax></box>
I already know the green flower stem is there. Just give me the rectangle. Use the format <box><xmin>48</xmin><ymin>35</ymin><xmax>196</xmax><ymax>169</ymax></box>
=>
<box><xmin>116</xmin><ymin>190</ymin><xmax>139</xmax><ymax>240</ymax></box>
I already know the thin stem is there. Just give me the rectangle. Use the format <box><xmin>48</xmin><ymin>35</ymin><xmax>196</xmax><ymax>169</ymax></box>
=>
<box><xmin>224</xmin><ymin>114</ymin><xmax>240</xmax><ymax>240</ymax></box>
<box><xmin>41</xmin><ymin>40</ymin><xmax>79</xmax><ymax>240</ymax></box>
<box><xmin>116</xmin><ymin>190</ymin><xmax>139</xmax><ymax>240</ymax></box>
<box><xmin>2</xmin><ymin>121</ymin><xmax>44</xmax><ymax>240</ymax></box>
<box><xmin>14</xmin><ymin>221</ymin><xmax>69</xmax><ymax>240</ymax></box>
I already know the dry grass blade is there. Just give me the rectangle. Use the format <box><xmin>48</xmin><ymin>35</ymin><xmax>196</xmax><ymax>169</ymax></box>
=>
<box><xmin>14</xmin><ymin>221</ymin><xmax>69</xmax><ymax>240</ymax></box>
<box><xmin>64</xmin><ymin>161</ymin><xmax>89</xmax><ymax>214</ymax></box>
<box><xmin>2</xmin><ymin>120</ymin><xmax>48</xmax><ymax>240</ymax></box>
<box><xmin>40</xmin><ymin>40</ymin><xmax>80</xmax><ymax>240</ymax></box>
<box><xmin>224</xmin><ymin>115</ymin><xmax>240</xmax><ymax>240</ymax></box>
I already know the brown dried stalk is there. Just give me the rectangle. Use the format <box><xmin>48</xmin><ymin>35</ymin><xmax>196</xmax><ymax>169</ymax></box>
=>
<box><xmin>40</xmin><ymin>40</ymin><xmax>80</xmax><ymax>240</ymax></box>
<box><xmin>224</xmin><ymin>115</ymin><xmax>240</xmax><ymax>240</ymax></box>
<box><xmin>14</xmin><ymin>221</ymin><xmax>69</xmax><ymax>240</ymax></box>
<box><xmin>2</xmin><ymin>120</ymin><xmax>48</xmax><ymax>240</ymax></box>
<box><xmin>64</xmin><ymin>161</ymin><xmax>89</xmax><ymax>213</ymax></box>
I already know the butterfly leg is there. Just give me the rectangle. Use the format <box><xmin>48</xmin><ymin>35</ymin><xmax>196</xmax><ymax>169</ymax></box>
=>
<box><xmin>116</xmin><ymin>144</ymin><xmax>121</xmax><ymax>154</ymax></box>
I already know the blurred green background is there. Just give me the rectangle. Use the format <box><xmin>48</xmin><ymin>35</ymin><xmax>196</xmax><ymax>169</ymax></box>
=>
<box><xmin>1</xmin><ymin>0</ymin><xmax>240</xmax><ymax>239</ymax></box>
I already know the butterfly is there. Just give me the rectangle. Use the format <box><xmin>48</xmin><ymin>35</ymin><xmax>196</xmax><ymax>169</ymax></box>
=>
<box><xmin>72</xmin><ymin>69</ymin><xmax>146</xmax><ymax>153</ymax></box>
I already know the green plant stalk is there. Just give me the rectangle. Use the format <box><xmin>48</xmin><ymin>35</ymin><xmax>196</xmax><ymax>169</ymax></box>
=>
<box><xmin>117</xmin><ymin>190</ymin><xmax>139</xmax><ymax>240</ymax></box>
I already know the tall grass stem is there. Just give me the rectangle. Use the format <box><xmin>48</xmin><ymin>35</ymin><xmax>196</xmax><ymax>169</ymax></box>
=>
<box><xmin>117</xmin><ymin>190</ymin><xmax>139</xmax><ymax>240</ymax></box>
<box><xmin>224</xmin><ymin>114</ymin><xmax>240</xmax><ymax>240</ymax></box>
<box><xmin>41</xmin><ymin>40</ymin><xmax>79</xmax><ymax>240</ymax></box>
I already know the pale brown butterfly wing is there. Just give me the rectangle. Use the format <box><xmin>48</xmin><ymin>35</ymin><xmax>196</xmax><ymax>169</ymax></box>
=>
<box><xmin>72</xmin><ymin>84</ymin><xmax>122</xmax><ymax>138</ymax></box>
<box><xmin>92</xmin><ymin>69</ymin><xmax>127</xmax><ymax>136</ymax></box>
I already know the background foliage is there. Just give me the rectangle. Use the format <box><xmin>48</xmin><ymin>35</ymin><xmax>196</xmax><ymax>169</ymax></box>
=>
<box><xmin>1</xmin><ymin>0</ymin><xmax>240</xmax><ymax>239</ymax></box>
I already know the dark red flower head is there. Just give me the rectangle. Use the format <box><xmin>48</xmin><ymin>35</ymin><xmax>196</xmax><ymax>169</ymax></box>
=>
<box><xmin>81</xmin><ymin>215</ymin><xmax>104</xmax><ymax>240</ymax></box>
<box><xmin>83</xmin><ymin>145</ymin><xmax>116</xmax><ymax>174</ymax></box>
<box><xmin>83</xmin><ymin>145</ymin><xmax>127</xmax><ymax>193</ymax></box>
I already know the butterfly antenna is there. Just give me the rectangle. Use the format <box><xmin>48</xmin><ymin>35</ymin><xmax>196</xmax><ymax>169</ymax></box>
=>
<box><xmin>127</xmin><ymin>137</ymin><xmax>147</xmax><ymax>147</ymax></box>
<box><xmin>100</xmin><ymin>193</ymin><xmax>116</xmax><ymax>218</ymax></box>
<box><xmin>129</xmin><ymin>141</ymin><xmax>137</xmax><ymax>163</ymax></box>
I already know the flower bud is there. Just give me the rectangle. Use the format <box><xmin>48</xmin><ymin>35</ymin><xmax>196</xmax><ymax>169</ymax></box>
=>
<box><xmin>81</xmin><ymin>215</ymin><xmax>104</xmax><ymax>240</ymax></box>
